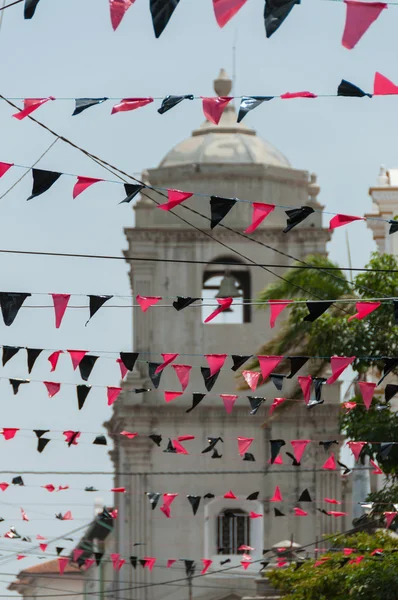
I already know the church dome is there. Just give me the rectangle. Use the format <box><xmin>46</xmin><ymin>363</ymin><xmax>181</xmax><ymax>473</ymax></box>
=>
<box><xmin>159</xmin><ymin>69</ymin><xmax>291</xmax><ymax>169</ymax></box>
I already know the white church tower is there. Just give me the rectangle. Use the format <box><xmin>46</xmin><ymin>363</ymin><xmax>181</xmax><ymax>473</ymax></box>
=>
<box><xmin>105</xmin><ymin>70</ymin><xmax>348</xmax><ymax>600</ymax></box>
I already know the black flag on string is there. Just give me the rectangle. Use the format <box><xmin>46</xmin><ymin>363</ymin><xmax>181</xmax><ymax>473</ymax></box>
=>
<box><xmin>173</xmin><ymin>297</ymin><xmax>200</xmax><ymax>311</ymax></box>
<box><xmin>270</xmin><ymin>439</ymin><xmax>286</xmax><ymax>463</ymax></box>
<box><xmin>187</xmin><ymin>495</ymin><xmax>201</xmax><ymax>515</ymax></box>
<box><xmin>158</xmin><ymin>95</ymin><xmax>194</xmax><ymax>115</ymax></box>
<box><xmin>388</xmin><ymin>221</ymin><xmax>398</xmax><ymax>236</ymax></box>
<box><xmin>77</xmin><ymin>385</ymin><xmax>91</xmax><ymax>410</ymax></box>
<box><xmin>210</xmin><ymin>196</ymin><xmax>237</xmax><ymax>229</ymax></box>
<box><xmin>247</xmin><ymin>396</ymin><xmax>265</xmax><ymax>415</ymax></box>
<box><xmin>337</xmin><ymin>80</ymin><xmax>372</xmax><ymax>98</ymax></box>
<box><xmin>86</xmin><ymin>295</ymin><xmax>112</xmax><ymax>325</ymax></box>
<box><xmin>283</xmin><ymin>206</ymin><xmax>314</xmax><ymax>233</ymax></box>
<box><xmin>201</xmin><ymin>367</ymin><xmax>220</xmax><ymax>391</ymax></box>
<box><xmin>120</xmin><ymin>184</ymin><xmax>144</xmax><ymax>205</ymax></box>
<box><xmin>24</xmin><ymin>0</ymin><xmax>41</xmax><ymax>19</ymax></box>
<box><xmin>120</xmin><ymin>352</ymin><xmax>139</xmax><ymax>372</ymax></box>
<box><xmin>72</xmin><ymin>98</ymin><xmax>108</xmax><ymax>116</ymax></box>
<box><xmin>148</xmin><ymin>363</ymin><xmax>163</xmax><ymax>388</ymax></box>
<box><xmin>231</xmin><ymin>355</ymin><xmax>252</xmax><ymax>372</ymax></box>
<box><xmin>9</xmin><ymin>379</ymin><xmax>29</xmax><ymax>395</ymax></box>
<box><xmin>237</xmin><ymin>97</ymin><xmax>273</xmax><ymax>122</ymax></box>
<box><xmin>150</xmin><ymin>0</ymin><xmax>181</xmax><ymax>37</ymax></box>
<box><xmin>146</xmin><ymin>492</ymin><xmax>161</xmax><ymax>510</ymax></box>
<box><xmin>3</xmin><ymin>346</ymin><xmax>21</xmax><ymax>367</ymax></box>
<box><xmin>78</xmin><ymin>355</ymin><xmax>98</xmax><ymax>381</ymax></box>
<box><xmin>0</xmin><ymin>292</ymin><xmax>31</xmax><ymax>326</ymax></box>
<box><xmin>287</xmin><ymin>356</ymin><xmax>309</xmax><ymax>378</ymax></box>
<box><xmin>27</xmin><ymin>348</ymin><xmax>43</xmax><ymax>373</ymax></box>
<box><xmin>303</xmin><ymin>302</ymin><xmax>332</xmax><ymax>322</ymax></box>
<box><xmin>27</xmin><ymin>170</ymin><xmax>62</xmax><ymax>201</ymax></box>
<box><xmin>186</xmin><ymin>393</ymin><xmax>206</xmax><ymax>413</ymax></box>
<box><xmin>264</xmin><ymin>0</ymin><xmax>300</xmax><ymax>38</ymax></box>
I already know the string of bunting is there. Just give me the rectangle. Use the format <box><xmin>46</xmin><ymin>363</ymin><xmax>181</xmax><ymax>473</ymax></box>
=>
<box><xmin>21</xmin><ymin>0</ymin><xmax>398</xmax><ymax>48</ymax></box>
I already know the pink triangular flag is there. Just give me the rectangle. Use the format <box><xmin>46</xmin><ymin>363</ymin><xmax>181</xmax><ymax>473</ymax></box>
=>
<box><xmin>270</xmin><ymin>486</ymin><xmax>283</xmax><ymax>502</ymax></box>
<box><xmin>136</xmin><ymin>295</ymin><xmax>162</xmax><ymax>312</ymax></box>
<box><xmin>242</xmin><ymin>370</ymin><xmax>261</xmax><ymax>391</ymax></box>
<box><xmin>268</xmin><ymin>454</ymin><xmax>283</xmax><ymax>465</ymax></box>
<box><xmin>48</xmin><ymin>350</ymin><xmax>63</xmax><ymax>372</ymax></box>
<box><xmin>347</xmin><ymin>441</ymin><xmax>366</xmax><ymax>462</ymax></box>
<box><xmin>201</xmin><ymin>96</ymin><xmax>233</xmax><ymax>125</ymax></box>
<box><xmin>117</xmin><ymin>358</ymin><xmax>128</xmax><ymax>379</ymax></box>
<box><xmin>342</xmin><ymin>0</ymin><xmax>387</xmax><ymax>49</ymax></box>
<box><xmin>51</xmin><ymin>294</ymin><xmax>70</xmax><ymax>328</ymax></box>
<box><xmin>17</xmin><ymin>555</ymin><xmax>26</xmax><ymax>560</ymax></box>
<box><xmin>327</xmin><ymin>356</ymin><xmax>355</xmax><ymax>384</ymax></box>
<box><xmin>58</xmin><ymin>557</ymin><xmax>69</xmax><ymax>575</ymax></box>
<box><xmin>213</xmin><ymin>0</ymin><xmax>248</xmax><ymax>27</ymax></box>
<box><xmin>155</xmin><ymin>353</ymin><xmax>179</xmax><ymax>374</ymax></box>
<box><xmin>258</xmin><ymin>355</ymin><xmax>284</xmax><ymax>380</ymax></box>
<box><xmin>290</xmin><ymin>440</ymin><xmax>310</xmax><ymax>464</ymax></box>
<box><xmin>329</xmin><ymin>214</ymin><xmax>364</xmax><ymax>229</ymax></box>
<box><xmin>205</xmin><ymin>354</ymin><xmax>227</xmax><ymax>375</ymax></box>
<box><xmin>85</xmin><ymin>559</ymin><xmax>95</xmax><ymax>570</ymax></box>
<box><xmin>370</xmin><ymin>458</ymin><xmax>383</xmax><ymax>475</ymax></box>
<box><xmin>224</xmin><ymin>490</ymin><xmax>237</xmax><ymax>499</ymax></box>
<box><xmin>73</xmin><ymin>549</ymin><xmax>84</xmax><ymax>563</ymax></box>
<box><xmin>111</xmin><ymin>98</ymin><xmax>154</xmax><ymax>114</ymax></box>
<box><xmin>117</xmin><ymin>559</ymin><xmax>126</xmax><ymax>571</ymax></box>
<box><xmin>201</xmin><ymin>558</ymin><xmax>212</xmax><ymax>574</ymax></box>
<box><xmin>249</xmin><ymin>511</ymin><xmax>262</xmax><ymax>518</ymax></box>
<box><xmin>384</xmin><ymin>511</ymin><xmax>397</xmax><ymax>529</ymax></box>
<box><xmin>0</xmin><ymin>162</ymin><xmax>13</xmax><ymax>178</ymax></box>
<box><xmin>343</xmin><ymin>401</ymin><xmax>357</xmax><ymax>412</ymax></box>
<box><xmin>2</xmin><ymin>428</ymin><xmax>19</xmax><ymax>440</ymax></box>
<box><xmin>40</xmin><ymin>543</ymin><xmax>48</xmax><ymax>552</ymax></box>
<box><xmin>172</xmin><ymin>364</ymin><xmax>192</xmax><ymax>391</ymax></box>
<box><xmin>167</xmin><ymin>559</ymin><xmax>176</xmax><ymax>568</ymax></box>
<box><xmin>298</xmin><ymin>375</ymin><xmax>312</xmax><ymax>404</ymax></box>
<box><xmin>164</xmin><ymin>391</ymin><xmax>183</xmax><ymax>403</ymax></box>
<box><xmin>237</xmin><ymin>437</ymin><xmax>253</xmax><ymax>456</ymax></box>
<box><xmin>171</xmin><ymin>439</ymin><xmax>188</xmax><ymax>454</ymax></box>
<box><xmin>323</xmin><ymin>453</ymin><xmax>336</xmax><ymax>470</ymax></box>
<box><xmin>109</xmin><ymin>0</ymin><xmax>135</xmax><ymax>30</ymax></box>
<box><xmin>324</xmin><ymin>498</ymin><xmax>341</xmax><ymax>504</ymax></box>
<box><xmin>13</xmin><ymin>97</ymin><xmax>55</xmax><ymax>120</ymax></box>
<box><xmin>281</xmin><ymin>91</ymin><xmax>317</xmax><ymax>99</ymax></box>
<box><xmin>43</xmin><ymin>381</ymin><xmax>60</xmax><ymax>398</ymax></box>
<box><xmin>241</xmin><ymin>560</ymin><xmax>251</xmax><ymax>570</ymax></box>
<box><xmin>107</xmin><ymin>387</ymin><xmax>122</xmax><ymax>406</ymax></box>
<box><xmin>21</xmin><ymin>508</ymin><xmax>29</xmax><ymax>521</ymax></box>
<box><xmin>159</xmin><ymin>189</ymin><xmax>193</xmax><ymax>211</ymax></box>
<box><xmin>244</xmin><ymin>202</ymin><xmax>275</xmax><ymax>234</ymax></box>
<box><xmin>204</xmin><ymin>297</ymin><xmax>233</xmax><ymax>323</ymax></box>
<box><xmin>221</xmin><ymin>394</ymin><xmax>238</xmax><ymax>414</ymax></box>
<box><xmin>63</xmin><ymin>511</ymin><xmax>73</xmax><ymax>520</ymax></box>
<box><xmin>358</xmin><ymin>381</ymin><xmax>376</xmax><ymax>410</ymax></box>
<box><xmin>374</xmin><ymin>71</ymin><xmax>398</xmax><ymax>95</ymax></box>
<box><xmin>111</xmin><ymin>553</ymin><xmax>120</xmax><ymax>569</ymax></box>
<box><xmin>294</xmin><ymin>507</ymin><xmax>308</xmax><ymax>516</ymax></box>
<box><xmin>111</xmin><ymin>487</ymin><xmax>126</xmax><ymax>493</ymax></box>
<box><xmin>269</xmin><ymin>300</ymin><xmax>292</xmax><ymax>329</ymax></box>
<box><xmin>144</xmin><ymin>557</ymin><xmax>156</xmax><ymax>571</ymax></box>
<box><xmin>67</xmin><ymin>350</ymin><xmax>88</xmax><ymax>371</ymax></box>
<box><xmin>344</xmin><ymin>548</ymin><xmax>355</xmax><ymax>555</ymax></box>
<box><xmin>269</xmin><ymin>397</ymin><xmax>285</xmax><ymax>415</ymax></box>
<box><xmin>121</xmin><ymin>431</ymin><xmax>138</xmax><ymax>439</ymax></box>
<box><xmin>328</xmin><ymin>511</ymin><xmax>347</xmax><ymax>517</ymax></box>
<box><xmin>348</xmin><ymin>301</ymin><xmax>381</xmax><ymax>322</ymax></box>
<box><xmin>73</xmin><ymin>177</ymin><xmax>103</xmax><ymax>199</ymax></box>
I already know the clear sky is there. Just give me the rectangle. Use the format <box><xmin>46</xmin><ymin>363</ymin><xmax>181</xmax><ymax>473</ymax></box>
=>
<box><xmin>0</xmin><ymin>0</ymin><xmax>394</xmax><ymax>593</ymax></box>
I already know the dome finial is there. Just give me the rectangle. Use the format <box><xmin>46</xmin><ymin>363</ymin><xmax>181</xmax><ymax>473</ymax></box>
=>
<box><xmin>214</xmin><ymin>68</ymin><xmax>232</xmax><ymax>97</ymax></box>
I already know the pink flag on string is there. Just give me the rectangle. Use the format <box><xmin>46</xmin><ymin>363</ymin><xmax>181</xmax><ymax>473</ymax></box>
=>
<box><xmin>160</xmin><ymin>493</ymin><xmax>178</xmax><ymax>518</ymax></box>
<box><xmin>43</xmin><ymin>381</ymin><xmax>61</xmax><ymax>398</ymax></box>
<box><xmin>237</xmin><ymin>437</ymin><xmax>254</xmax><ymax>456</ymax></box>
<box><xmin>13</xmin><ymin>97</ymin><xmax>55</xmax><ymax>120</ymax></box>
<box><xmin>384</xmin><ymin>511</ymin><xmax>397</xmax><ymax>529</ymax></box>
<box><xmin>221</xmin><ymin>394</ymin><xmax>238</xmax><ymax>414</ymax></box>
<box><xmin>290</xmin><ymin>440</ymin><xmax>310</xmax><ymax>463</ymax></box>
<box><xmin>51</xmin><ymin>294</ymin><xmax>70</xmax><ymax>328</ymax></box>
<box><xmin>370</xmin><ymin>459</ymin><xmax>383</xmax><ymax>475</ymax></box>
<box><xmin>280</xmin><ymin>91</ymin><xmax>317</xmax><ymax>99</ymax></box>
<box><xmin>121</xmin><ymin>431</ymin><xmax>138</xmax><ymax>439</ymax></box>
<box><xmin>42</xmin><ymin>484</ymin><xmax>55</xmax><ymax>492</ymax></box>
<box><xmin>201</xmin><ymin>558</ymin><xmax>212</xmax><ymax>574</ymax></box>
<box><xmin>327</xmin><ymin>356</ymin><xmax>355</xmax><ymax>384</ymax></box>
<box><xmin>63</xmin><ymin>431</ymin><xmax>80</xmax><ymax>446</ymax></box>
<box><xmin>167</xmin><ymin>559</ymin><xmax>176</xmax><ymax>568</ymax></box>
<box><xmin>0</xmin><ymin>163</ymin><xmax>13</xmax><ymax>178</ymax></box>
<box><xmin>62</xmin><ymin>511</ymin><xmax>73</xmax><ymax>520</ymax></box>
<box><xmin>322</xmin><ymin>453</ymin><xmax>336</xmax><ymax>470</ymax></box>
<box><xmin>0</xmin><ymin>483</ymin><xmax>9</xmax><ymax>491</ymax></box>
<box><xmin>298</xmin><ymin>375</ymin><xmax>312</xmax><ymax>404</ymax></box>
<box><xmin>204</xmin><ymin>297</ymin><xmax>233</xmax><ymax>323</ymax></box>
<box><xmin>373</xmin><ymin>72</ymin><xmax>398</xmax><ymax>95</ymax></box>
<box><xmin>155</xmin><ymin>354</ymin><xmax>179</xmax><ymax>374</ymax></box>
<box><xmin>205</xmin><ymin>354</ymin><xmax>227</xmax><ymax>375</ymax></box>
<box><xmin>324</xmin><ymin>498</ymin><xmax>341</xmax><ymax>504</ymax></box>
<box><xmin>329</xmin><ymin>214</ymin><xmax>364</xmax><ymax>229</ymax></box>
<box><xmin>213</xmin><ymin>0</ymin><xmax>248</xmax><ymax>27</ymax></box>
<box><xmin>269</xmin><ymin>300</ymin><xmax>292</xmax><ymax>329</ymax></box>
<box><xmin>328</xmin><ymin>511</ymin><xmax>348</xmax><ymax>517</ymax></box>
<box><xmin>347</xmin><ymin>441</ymin><xmax>366</xmax><ymax>462</ymax></box>
<box><xmin>109</xmin><ymin>0</ymin><xmax>135</xmax><ymax>30</ymax></box>
<box><xmin>73</xmin><ymin>177</ymin><xmax>103</xmax><ymax>199</ymax></box>
<box><xmin>244</xmin><ymin>202</ymin><xmax>275</xmax><ymax>234</ymax></box>
<box><xmin>270</xmin><ymin>486</ymin><xmax>283</xmax><ymax>502</ymax></box>
<box><xmin>358</xmin><ymin>381</ymin><xmax>376</xmax><ymax>410</ymax></box>
<box><xmin>158</xmin><ymin>189</ymin><xmax>193</xmax><ymax>211</ymax></box>
<box><xmin>269</xmin><ymin>397</ymin><xmax>285</xmax><ymax>415</ymax></box>
<box><xmin>268</xmin><ymin>454</ymin><xmax>283</xmax><ymax>465</ymax></box>
<box><xmin>48</xmin><ymin>350</ymin><xmax>63</xmax><ymax>372</ymax></box>
<box><xmin>111</xmin><ymin>553</ymin><xmax>120</xmax><ymax>570</ymax></box>
<box><xmin>17</xmin><ymin>555</ymin><xmax>26</xmax><ymax>560</ymax></box>
<box><xmin>21</xmin><ymin>508</ymin><xmax>29</xmax><ymax>521</ymax></box>
<box><xmin>85</xmin><ymin>559</ymin><xmax>95</xmax><ymax>570</ymax></box>
<box><xmin>201</xmin><ymin>97</ymin><xmax>233</xmax><ymax>125</ymax></box>
<box><xmin>144</xmin><ymin>557</ymin><xmax>156</xmax><ymax>571</ymax></box>
<box><xmin>2</xmin><ymin>428</ymin><xmax>19</xmax><ymax>440</ymax></box>
<box><xmin>342</xmin><ymin>0</ymin><xmax>387</xmax><ymax>50</ymax></box>
<box><xmin>294</xmin><ymin>507</ymin><xmax>308</xmax><ymax>516</ymax></box>
<box><xmin>249</xmin><ymin>511</ymin><xmax>262</xmax><ymax>518</ymax></box>
<box><xmin>242</xmin><ymin>370</ymin><xmax>261</xmax><ymax>391</ymax></box>
<box><xmin>348</xmin><ymin>301</ymin><xmax>381</xmax><ymax>322</ymax></box>
<box><xmin>73</xmin><ymin>549</ymin><xmax>84</xmax><ymax>563</ymax></box>
<box><xmin>164</xmin><ymin>391</ymin><xmax>183</xmax><ymax>403</ymax></box>
<box><xmin>241</xmin><ymin>560</ymin><xmax>251</xmax><ymax>570</ymax></box>
<box><xmin>136</xmin><ymin>295</ymin><xmax>162</xmax><ymax>312</ymax></box>
<box><xmin>343</xmin><ymin>401</ymin><xmax>357</xmax><ymax>412</ymax></box>
<box><xmin>117</xmin><ymin>358</ymin><xmax>128</xmax><ymax>379</ymax></box>
<box><xmin>107</xmin><ymin>387</ymin><xmax>122</xmax><ymax>406</ymax></box>
<box><xmin>172</xmin><ymin>364</ymin><xmax>192</xmax><ymax>391</ymax></box>
<box><xmin>171</xmin><ymin>440</ymin><xmax>189</xmax><ymax>454</ymax></box>
<box><xmin>67</xmin><ymin>350</ymin><xmax>88</xmax><ymax>371</ymax></box>
<box><xmin>40</xmin><ymin>544</ymin><xmax>47</xmax><ymax>552</ymax></box>
<box><xmin>58</xmin><ymin>557</ymin><xmax>69</xmax><ymax>575</ymax></box>
<box><xmin>111</xmin><ymin>487</ymin><xmax>126</xmax><ymax>493</ymax></box>
<box><xmin>258</xmin><ymin>355</ymin><xmax>284</xmax><ymax>380</ymax></box>
<box><xmin>111</xmin><ymin>98</ymin><xmax>154</xmax><ymax>114</ymax></box>
<box><xmin>224</xmin><ymin>490</ymin><xmax>237</xmax><ymax>499</ymax></box>
<box><xmin>344</xmin><ymin>548</ymin><xmax>355</xmax><ymax>555</ymax></box>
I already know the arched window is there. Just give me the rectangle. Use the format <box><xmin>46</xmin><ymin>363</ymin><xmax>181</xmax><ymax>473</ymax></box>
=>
<box><xmin>217</xmin><ymin>508</ymin><xmax>250</xmax><ymax>554</ymax></box>
<box><xmin>202</xmin><ymin>257</ymin><xmax>251</xmax><ymax>324</ymax></box>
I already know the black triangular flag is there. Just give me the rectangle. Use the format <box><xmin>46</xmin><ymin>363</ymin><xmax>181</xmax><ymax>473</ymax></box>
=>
<box><xmin>9</xmin><ymin>379</ymin><xmax>29</xmax><ymax>395</ymax></box>
<box><xmin>247</xmin><ymin>396</ymin><xmax>265</xmax><ymax>415</ymax></box>
<box><xmin>26</xmin><ymin>348</ymin><xmax>42</xmax><ymax>373</ymax></box>
<box><xmin>270</xmin><ymin>373</ymin><xmax>285</xmax><ymax>391</ymax></box>
<box><xmin>120</xmin><ymin>352</ymin><xmax>139</xmax><ymax>372</ymax></box>
<box><xmin>378</xmin><ymin>358</ymin><xmax>398</xmax><ymax>385</ymax></box>
<box><xmin>158</xmin><ymin>95</ymin><xmax>194</xmax><ymax>115</ymax></box>
<box><xmin>388</xmin><ymin>220</ymin><xmax>398</xmax><ymax>235</ymax></box>
<box><xmin>237</xmin><ymin>97</ymin><xmax>273</xmax><ymax>123</ymax></box>
<box><xmin>0</xmin><ymin>293</ymin><xmax>31</xmax><ymax>326</ymax></box>
<box><xmin>201</xmin><ymin>367</ymin><xmax>220</xmax><ymax>391</ymax></box>
<box><xmin>274</xmin><ymin>508</ymin><xmax>285</xmax><ymax>517</ymax></box>
<box><xmin>211</xmin><ymin>448</ymin><xmax>222</xmax><ymax>458</ymax></box>
<box><xmin>24</xmin><ymin>0</ymin><xmax>41</xmax><ymax>18</ymax></box>
<box><xmin>148</xmin><ymin>362</ymin><xmax>163</xmax><ymax>388</ymax></box>
<box><xmin>379</xmin><ymin>442</ymin><xmax>394</xmax><ymax>460</ymax></box>
<box><xmin>385</xmin><ymin>384</ymin><xmax>398</xmax><ymax>402</ymax></box>
<box><xmin>72</xmin><ymin>98</ymin><xmax>108</xmax><ymax>116</ymax></box>
<box><xmin>187</xmin><ymin>495</ymin><xmax>201</xmax><ymax>515</ymax></box>
<box><xmin>186</xmin><ymin>393</ymin><xmax>206</xmax><ymax>413</ymax></box>
<box><xmin>130</xmin><ymin>556</ymin><xmax>137</xmax><ymax>568</ymax></box>
<box><xmin>183</xmin><ymin>559</ymin><xmax>195</xmax><ymax>577</ymax></box>
<box><xmin>149</xmin><ymin>434</ymin><xmax>162</xmax><ymax>447</ymax></box>
<box><xmin>319</xmin><ymin>440</ymin><xmax>338</xmax><ymax>453</ymax></box>
<box><xmin>139</xmin><ymin>559</ymin><xmax>147</xmax><ymax>568</ymax></box>
<box><xmin>287</xmin><ymin>356</ymin><xmax>309</xmax><ymax>378</ymax></box>
<box><xmin>314</xmin><ymin>377</ymin><xmax>327</xmax><ymax>402</ymax></box>
<box><xmin>231</xmin><ymin>355</ymin><xmax>252</xmax><ymax>372</ymax></box>
<box><xmin>173</xmin><ymin>297</ymin><xmax>200</xmax><ymax>311</ymax></box>
<box><xmin>303</xmin><ymin>302</ymin><xmax>332</xmax><ymax>322</ymax></box>
<box><xmin>204</xmin><ymin>493</ymin><xmax>215</xmax><ymax>499</ymax></box>
<box><xmin>337</xmin><ymin>460</ymin><xmax>352</xmax><ymax>475</ymax></box>
<box><xmin>120</xmin><ymin>184</ymin><xmax>144</xmax><ymax>205</ymax></box>
<box><xmin>27</xmin><ymin>170</ymin><xmax>62</xmax><ymax>201</ymax></box>
<box><xmin>202</xmin><ymin>437</ymin><xmax>223</xmax><ymax>454</ymax></box>
<box><xmin>37</xmin><ymin>438</ymin><xmax>50</xmax><ymax>453</ymax></box>
<box><xmin>270</xmin><ymin>439</ymin><xmax>286</xmax><ymax>464</ymax></box>
<box><xmin>337</xmin><ymin>79</ymin><xmax>372</xmax><ymax>98</ymax></box>
<box><xmin>163</xmin><ymin>439</ymin><xmax>177</xmax><ymax>453</ymax></box>
<box><xmin>34</xmin><ymin>429</ymin><xmax>49</xmax><ymax>438</ymax></box>
<box><xmin>78</xmin><ymin>355</ymin><xmax>98</xmax><ymax>381</ymax></box>
<box><xmin>86</xmin><ymin>295</ymin><xmax>112</xmax><ymax>325</ymax></box>
<box><xmin>2</xmin><ymin>346</ymin><xmax>21</xmax><ymax>367</ymax></box>
<box><xmin>94</xmin><ymin>552</ymin><xmax>104</xmax><ymax>566</ymax></box>
<box><xmin>220</xmin><ymin>558</ymin><xmax>231</xmax><ymax>565</ymax></box>
<box><xmin>247</xmin><ymin>491</ymin><xmax>259</xmax><ymax>500</ymax></box>
<box><xmin>283</xmin><ymin>206</ymin><xmax>314</xmax><ymax>233</ymax></box>
<box><xmin>264</xmin><ymin>0</ymin><xmax>300</xmax><ymax>37</ymax></box>
<box><xmin>243</xmin><ymin>452</ymin><xmax>255</xmax><ymax>461</ymax></box>
<box><xmin>77</xmin><ymin>385</ymin><xmax>91</xmax><ymax>410</ymax></box>
<box><xmin>56</xmin><ymin>547</ymin><xmax>64</xmax><ymax>556</ymax></box>
<box><xmin>298</xmin><ymin>489</ymin><xmax>312</xmax><ymax>502</ymax></box>
<box><xmin>146</xmin><ymin>492</ymin><xmax>161</xmax><ymax>510</ymax></box>
<box><xmin>12</xmin><ymin>476</ymin><xmax>24</xmax><ymax>486</ymax></box>
<box><xmin>93</xmin><ymin>435</ymin><xmax>107</xmax><ymax>446</ymax></box>
<box><xmin>286</xmin><ymin>451</ymin><xmax>301</xmax><ymax>467</ymax></box>
<box><xmin>85</xmin><ymin>487</ymin><xmax>98</xmax><ymax>492</ymax></box>
<box><xmin>150</xmin><ymin>0</ymin><xmax>181</xmax><ymax>37</ymax></box>
<box><xmin>210</xmin><ymin>196</ymin><xmax>237</xmax><ymax>229</ymax></box>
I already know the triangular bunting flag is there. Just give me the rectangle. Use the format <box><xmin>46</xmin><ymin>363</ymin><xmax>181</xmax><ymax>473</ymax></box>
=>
<box><xmin>72</xmin><ymin>98</ymin><xmax>108</xmax><ymax>116</ymax></box>
<box><xmin>303</xmin><ymin>301</ymin><xmax>332</xmax><ymax>322</ymax></box>
<box><xmin>283</xmin><ymin>206</ymin><xmax>314</xmax><ymax>232</ymax></box>
<box><xmin>348</xmin><ymin>301</ymin><xmax>380</xmax><ymax>322</ymax></box>
<box><xmin>210</xmin><ymin>196</ymin><xmax>237</xmax><ymax>228</ymax></box>
<box><xmin>173</xmin><ymin>296</ymin><xmax>200</xmax><ymax>311</ymax></box>
<box><xmin>269</xmin><ymin>300</ymin><xmax>292</xmax><ymax>328</ymax></box>
<box><xmin>78</xmin><ymin>355</ymin><xmax>98</xmax><ymax>381</ymax></box>
<box><xmin>107</xmin><ymin>387</ymin><xmax>122</xmax><ymax>406</ymax></box>
<box><xmin>247</xmin><ymin>396</ymin><xmax>265</xmax><ymax>415</ymax></box>
<box><xmin>13</xmin><ymin>97</ymin><xmax>54</xmax><ymax>120</ymax></box>
<box><xmin>158</xmin><ymin>95</ymin><xmax>194</xmax><ymax>115</ymax></box>
<box><xmin>237</xmin><ymin>437</ymin><xmax>253</xmax><ymax>456</ymax></box>
<box><xmin>187</xmin><ymin>495</ymin><xmax>201</xmax><ymax>515</ymax></box>
<box><xmin>342</xmin><ymin>0</ymin><xmax>387</xmax><ymax>50</ymax></box>
<box><xmin>136</xmin><ymin>295</ymin><xmax>162</xmax><ymax>312</ymax></box>
<box><xmin>264</xmin><ymin>0</ymin><xmax>299</xmax><ymax>37</ymax></box>
<box><xmin>43</xmin><ymin>382</ymin><xmax>60</xmax><ymax>398</ymax></box>
<box><xmin>172</xmin><ymin>364</ymin><xmax>191</xmax><ymax>391</ymax></box>
<box><xmin>385</xmin><ymin>383</ymin><xmax>398</xmax><ymax>402</ymax></box>
<box><xmin>150</xmin><ymin>0</ymin><xmax>181</xmax><ymax>37</ymax></box>
<box><xmin>270</xmin><ymin>486</ymin><xmax>282</xmax><ymax>502</ymax></box>
<box><xmin>270</xmin><ymin>439</ymin><xmax>286</xmax><ymax>464</ymax></box>
<box><xmin>164</xmin><ymin>391</ymin><xmax>183</xmax><ymax>403</ymax></box>
<box><xmin>221</xmin><ymin>394</ymin><xmax>237</xmax><ymax>414</ymax></box>
<box><xmin>77</xmin><ymin>385</ymin><xmax>91</xmax><ymax>410</ymax></box>
<box><xmin>287</xmin><ymin>356</ymin><xmax>309</xmax><ymax>378</ymax></box>
<box><xmin>0</xmin><ymin>162</ymin><xmax>13</xmax><ymax>178</ymax></box>
<box><xmin>323</xmin><ymin>453</ymin><xmax>337</xmax><ymax>470</ymax></box>
<box><xmin>347</xmin><ymin>441</ymin><xmax>366</xmax><ymax>462</ymax></box>
<box><xmin>68</xmin><ymin>350</ymin><xmax>88</xmax><ymax>371</ymax></box>
<box><xmin>242</xmin><ymin>370</ymin><xmax>261</xmax><ymax>391</ymax></box>
<box><xmin>298</xmin><ymin>488</ymin><xmax>312</xmax><ymax>502</ymax></box>
<box><xmin>86</xmin><ymin>295</ymin><xmax>112</xmax><ymax>325</ymax></box>
<box><xmin>204</xmin><ymin>298</ymin><xmax>233</xmax><ymax>323</ymax></box>
<box><xmin>238</xmin><ymin>97</ymin><xmax>273</xmax><ymax>123</ymax></box>
<box><xmin>290</xmin><ymin>440</ymin><xmax>310</xmax><ymax>463</ymax></box>
<box><xmin>186</xmin><ymin>393</ymin><xmax>206</xmax><ymax>414</ymax></box>
<box><xmin>159</xmin><ymin>189</ymin><xmax>193</xmax><ymax>211</ymax></box>
<box><xmin>27</xmin><ymin>169</ymin><xmax>62</xmax><ymax>201</ymax></box>
<box><xmin>148</xmin><ymin>362</ymin><xmax>163</xmax><ymax>389</ymax></box>
<box><xmin>155</xmin><ymin>353</ymin><xmax>179</xmax><ymax>374</ymax></box>
<box><xmin>120</xmin><ymin>183</ymin><xmax>144</xmax><ymax>204</ymax></box>
<box><xmin>337</xmin><ymin>79</ymin><xmax>371</xmax><ymax>97</ymax></box>
<box><xmin>231</xmin><ymin>355</ymin><xmax>251</xmax><ymax>371</ymax></box>
<box><xmin>111</xmin><ymin>98</ymin><xmax>154</xmax><ymax>114</ymax></box>
<box><xmin>109</xmin><ymin>0</ymin><xmax>135</xmax><ymax>30</ymax></box>
<box><xmin>329</xmin><ymin>214</ymin><xmax>363</xmax><ymax>229</ymax></box>
<box><xmin>2</xmin><ymin>346</ymin><xmax>20</xmax><ymax>366</ymax></box>
<box><xmin>270</xmin><ymin>373</ymin><xmax>285</xmax><ymax>391</ymax></box>
<box><xmin>378</xmin><ymin>358</ymin><xmax>398</xmax><ymax>385</ymax></box>
<box><xmin>213</xmin><ymin>0</ymin><xmax>248</xmax><ymax>27</ymax></box>
<box><xmin>24</xmin><ymin>0</ymin><xmax>41</xmax><ymax>19</ymax></box>
<box><xmin>374</xmin><ymin>72</ymin><xmax>398</xmax><ymax>95</ymax></box>
<box><xmin>9</xmin><ymin>379</ymin><xmax>28</xmax><ymax>395</ymax></box>
<box><xmin>72</xmin><ymin>177</ymin><xmax>103</xmax><ymax>199</ymax></box>
<box><xmin>327</xmin><ymin>356</ymin><xmax>355</xmax><ymax>384</ymax></box>
<box><xmin>202</xmin><ymin>97</ymin><xmax>233</xmax><ymax>125</ymax></box>
<box><xmin>26</xmin><ymin>348</ymin><xmax>42</xmax><ymax>373</ymax></box>
<box><xmin>358</xmin><ymin>381</ymin><xmax>376</xmax><ymax>410</ymax></box>
<box><xmin>200</xmin><ymin>367</ymin><xmax>220</xmax><ymax>391</ymax></box>
<box><xmin>0</xmin><ymin>292</ymin><xmax>31</xmax><ymax>326</ymax></box>
<box><xmin>258</xmin><ymin>355</ymin><xmax>284</xmax><ymax>380</ymax></box>
<box><xmin>120</xmin><ymin>352</ymin><xmax>139</xmax><ymax>372</ymax></box>
<box><xmin>51</xmin><ymin>294</ymin><xmax>70</xmax><ymax>328</ymax></box>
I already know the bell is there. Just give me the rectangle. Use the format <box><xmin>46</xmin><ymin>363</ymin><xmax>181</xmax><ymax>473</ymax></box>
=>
<box><xmin>216</xmin><ymin>270</ymin><xmax>240</xmax><ymax>299</ymax></box>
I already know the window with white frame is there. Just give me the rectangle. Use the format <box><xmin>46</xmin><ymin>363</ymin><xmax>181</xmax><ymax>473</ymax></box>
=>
<box><xmin>216</xmin><ymin>508</ymin><xmax>250</xmax><ymax>554</ymax></box>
